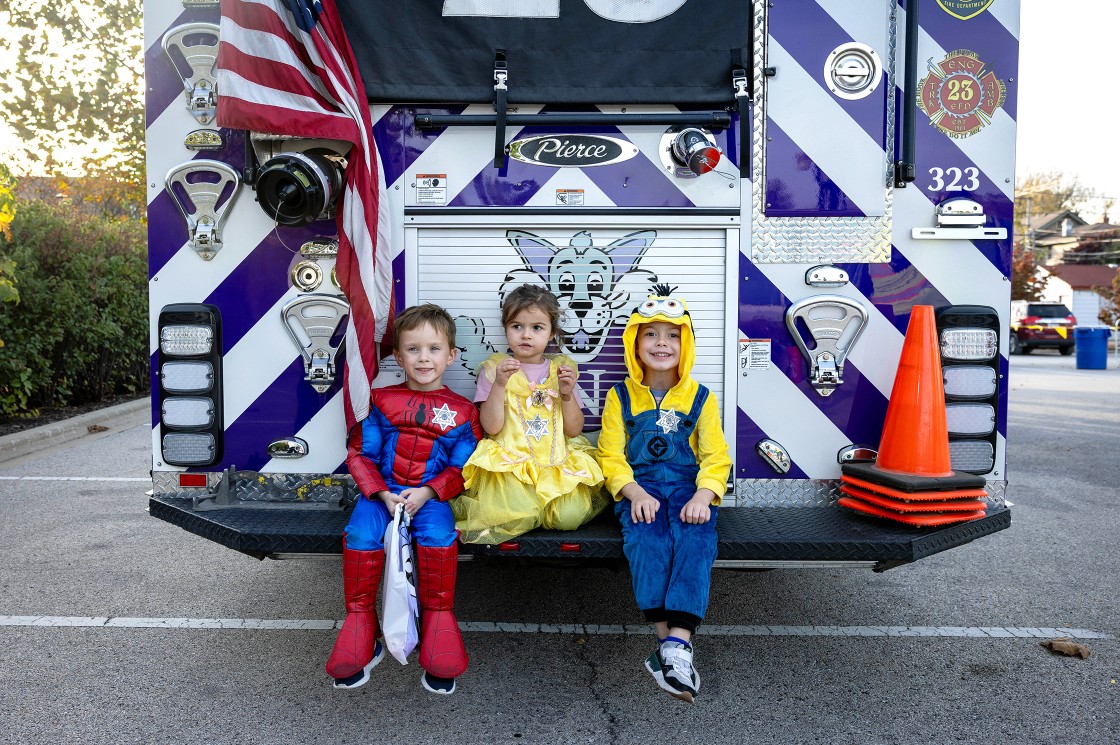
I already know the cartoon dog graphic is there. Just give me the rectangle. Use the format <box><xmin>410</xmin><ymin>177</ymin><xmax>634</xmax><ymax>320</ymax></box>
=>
<box><xmin>453</xmin><ymin>229</ymin><xmax>658</xmax><ymax>370</ymax></box>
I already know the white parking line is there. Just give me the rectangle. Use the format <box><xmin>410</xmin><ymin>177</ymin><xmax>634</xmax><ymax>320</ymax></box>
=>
<box><xmin>0</xmin><ymin>616</ymin><xmax>1109</xmax><ymax>639</ymax></box>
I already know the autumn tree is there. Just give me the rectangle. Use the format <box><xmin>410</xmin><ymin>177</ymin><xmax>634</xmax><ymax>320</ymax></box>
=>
<box><xmin>0</xmin><ymin>0</ymin><xmax>144</xmax><ymax>208</ymax></box>
<box><xmin>1097</xmin><ymin>272</ymin><xmax>1120</xmax><ymax>328</ymax></box>
<box><xmin>1010</xmin><ymin>243</ymin><xmax>1048</xmax><ymax>301</ymax></box>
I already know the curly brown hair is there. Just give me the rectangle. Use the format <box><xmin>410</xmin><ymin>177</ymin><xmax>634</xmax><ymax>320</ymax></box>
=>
<box><xmin>501</xmin><ymin>284</ymin><xmax>565</xmax><ymax>349</ymax></box>
<box><xmin>392</xmin><ymin>303</ymin><xmax>456</xmax><ymax>350</ymax></box>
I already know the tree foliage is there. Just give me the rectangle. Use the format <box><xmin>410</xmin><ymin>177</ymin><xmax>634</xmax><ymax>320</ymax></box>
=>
<box><xmin>0</xmin><ymin>200</ymin><xmax>149</xmax><ymax>416</ymax></box>
<box><xmin>0</xmin><ymin>166</ymin><xmax>17</xmax><ymax>334</ymax></box>
<box><xmin>1010</xmin><ymin>244</ymin><xmax>1048</xmax><ymax>302</ymax></box>
<box><xmin>0</xmin><ymin>0</ymin><xmax>144</xmax><ymax>185</ymax></box>
<box><xmin>1097</xmin><ymin>272</ymin><xmax>1120</xmax><ymax>328</ymax></box>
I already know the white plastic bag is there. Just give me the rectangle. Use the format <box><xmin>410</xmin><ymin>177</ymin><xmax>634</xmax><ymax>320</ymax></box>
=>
<box><xmin>381</xmin><ymin>504</ymin><xmax>419</xmax><ymax>664</ymax></box>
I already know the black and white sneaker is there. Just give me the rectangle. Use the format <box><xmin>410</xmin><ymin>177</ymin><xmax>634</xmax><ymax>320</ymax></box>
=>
<box><xmin>331</xmin><ymin>640</ymin><xmax>385</xmax><ymax>690</ymax></box>
<box><xmin>652</xmin><ymin>640</ymin><xmax>700</xmax><ymax>702</ymax></box>
<box><xmin>421</xmin><ymin>671</ymin><xmax>457</xmax><ymax>695</ymax></box>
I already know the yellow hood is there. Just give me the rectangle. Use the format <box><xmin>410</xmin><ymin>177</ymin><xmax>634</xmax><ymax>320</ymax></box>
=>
<box><xmin>621</xmin><ymin>288</ymin><xmax>696</xmax><ymax>386</ymax></box>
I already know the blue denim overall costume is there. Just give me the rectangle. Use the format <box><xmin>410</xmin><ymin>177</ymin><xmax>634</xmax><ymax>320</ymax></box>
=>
<box><xmin>612</xmin><ymin>382</ymin><xmax>718</xmax><ymax>629</ymax></box>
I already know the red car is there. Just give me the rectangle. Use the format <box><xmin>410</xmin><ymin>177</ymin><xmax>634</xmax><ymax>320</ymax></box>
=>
<box><xmin>1010</xmin><ymin>302</ymin><xmax>1077</xmax><ymax>355</ymax></box>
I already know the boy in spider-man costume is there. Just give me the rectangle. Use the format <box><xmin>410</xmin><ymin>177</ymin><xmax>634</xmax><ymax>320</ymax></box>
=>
<box><xmin>326</xmin><ymin>304</ymin><xmax>482</xmax><ymax>695</ymax></box>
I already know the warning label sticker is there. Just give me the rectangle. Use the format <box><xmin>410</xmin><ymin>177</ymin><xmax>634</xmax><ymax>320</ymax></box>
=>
<box><xmin>738</xmin><ymin>338</ymin><xmax>771</xmax><ymax>374</ymax></box>
<box><xmin>555</xmin><ymin>189</ymin><xmax>585</xmax><ymax>206</ymax></box>
<box><xmin>415</xmin><ymin>174</ymin><xmax>447</xmax><ymax>205</ymax></box>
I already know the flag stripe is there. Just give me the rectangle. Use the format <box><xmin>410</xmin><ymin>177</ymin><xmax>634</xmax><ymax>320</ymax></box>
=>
<box><xmin>216</xmin><ymin>0</ymin><xmax>393</xmax><ymax>430</ymax></box>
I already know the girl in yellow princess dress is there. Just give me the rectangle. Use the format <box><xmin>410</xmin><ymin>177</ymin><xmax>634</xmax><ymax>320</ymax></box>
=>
<box><xmin>453</xmin><ymin>284</ymin><xmax>607</xmax><ymax>544</ymax></box>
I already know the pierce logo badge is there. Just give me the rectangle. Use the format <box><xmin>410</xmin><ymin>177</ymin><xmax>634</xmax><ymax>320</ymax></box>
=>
<box><xmin>507</xmin><ymin>134</ymin><xmax>638</xmax><ymax>167</ymax></box>
<box><xmin>917</xmin><ymin>50</ymin><xmax>1006</xmax><ymax>140</ymax></box>
<box><xmin>935</xmin><ymin>0</ymin><xmax>995</xmax><ymax>21</ymax></box>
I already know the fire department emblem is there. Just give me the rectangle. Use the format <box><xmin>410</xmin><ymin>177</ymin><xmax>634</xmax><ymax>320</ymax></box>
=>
<box><xmin>917</xmin><ymin>50</ymin><xmax>1006</xmax><ymax>140</ymax></box>
<box><xmin>935</xmin><ymin>0</ymin><xmax>995</xmax><ymax>21</ymax></box>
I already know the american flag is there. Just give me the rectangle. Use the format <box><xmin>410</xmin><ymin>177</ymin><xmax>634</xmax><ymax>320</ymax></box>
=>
<box><xmin>216</xmin><ymin>0</ymin><xmax>393</xmax><ymax>431</ymax></box>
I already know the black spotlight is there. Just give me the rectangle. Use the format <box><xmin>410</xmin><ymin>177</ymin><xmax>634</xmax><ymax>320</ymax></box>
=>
<box><xmin>256</xmin><ymin>151</ymin><xmax>345</xmax><ymax>226</ymax></box>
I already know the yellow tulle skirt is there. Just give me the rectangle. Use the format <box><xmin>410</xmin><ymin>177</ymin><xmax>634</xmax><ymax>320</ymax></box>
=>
<box><xmin>454</xmin><ymin>437</ymin><xmax>608</xmax><ymax>544</ymax></box>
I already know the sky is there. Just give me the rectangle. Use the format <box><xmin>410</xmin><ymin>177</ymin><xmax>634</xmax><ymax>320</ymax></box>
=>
<box><xmin>1016</xmin><ymin>0</ymin><xmax>1119</xmax><ymax>222</ymax></box>
<box><xmin>0</xmin><ymin>0</ymin><xmax>1116</xmax><ymax>220</ymax></box>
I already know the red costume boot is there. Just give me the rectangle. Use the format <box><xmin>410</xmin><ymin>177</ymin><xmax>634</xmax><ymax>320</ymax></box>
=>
<box><xmin>325</xmin><ymin>542</ymin><xmax>385</xmax><ymax>688</ymax></box>
<box><xmin>416</xmin><ymin>543</ymin><xmax>468</xmax><ymax>694</ymax></box>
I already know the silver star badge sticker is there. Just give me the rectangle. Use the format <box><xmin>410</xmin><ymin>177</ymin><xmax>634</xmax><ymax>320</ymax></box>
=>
<box><xmin>525</xmin><ymin>413</ymin><xmax>550</xmax><ymax>441</ymax></box>
<box><xmin>431</xmin><ymin>403</ymin><xmax>458</xmax><ymax>431</ymax></box>
<box><xmin>656</xmin><ymin>408</ymin><xmax>681</xmax><ymax>434</ymax></box>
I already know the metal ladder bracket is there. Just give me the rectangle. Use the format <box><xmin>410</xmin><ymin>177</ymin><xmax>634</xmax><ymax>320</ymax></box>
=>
<box><xmin>784</xmin><ymin>295</ymin><xmax>870</xmax><ymax>397</ymax></box>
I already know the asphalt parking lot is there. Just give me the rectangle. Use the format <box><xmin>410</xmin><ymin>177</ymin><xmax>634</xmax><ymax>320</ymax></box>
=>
<box><xmin>0</xmin><ymin>352</ymin><xmax>1117</xmax><ymax>744</ymax></box>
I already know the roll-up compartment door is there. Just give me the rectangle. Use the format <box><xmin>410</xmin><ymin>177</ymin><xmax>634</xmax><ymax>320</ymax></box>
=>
<box><xmin>414</xmin><ymin>225</ymin><xmax>728</xmax><ymax>432</ymax></box>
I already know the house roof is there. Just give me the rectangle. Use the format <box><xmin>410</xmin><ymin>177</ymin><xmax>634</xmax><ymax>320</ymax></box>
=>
<box><xmin>1043</xmin><ymin>263</ymin><xmax>1119</xmax><ymax>289</ymax></box>
<box><xmin>1030</xmin><ymin>210</ymin><xmax>1086</xmax><ymax>232</ymax></box>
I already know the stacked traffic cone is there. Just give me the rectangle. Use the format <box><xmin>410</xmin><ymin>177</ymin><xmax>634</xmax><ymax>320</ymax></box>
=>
<box><xmin>839</xmin><ymin>306</ymin><xmax>987</xmax><ymax>526</ymax></box>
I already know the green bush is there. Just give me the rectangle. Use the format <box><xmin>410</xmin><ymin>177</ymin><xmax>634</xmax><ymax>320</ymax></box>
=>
<box><xmin>0</xmin><ymin>199</ymin><xmax>149</xmax><ymax>416</ymax></box>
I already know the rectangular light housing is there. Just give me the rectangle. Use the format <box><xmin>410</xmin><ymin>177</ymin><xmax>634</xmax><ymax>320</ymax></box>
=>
<box><xmin>940</xmin><ymin>329</ymin><xmax>998</xmax><ymax>361</ymax></box>
<box><xmin>943</xmin><ymin>365</ymin><xmax>997</xmax><ymax>398</ymax></box>
<box><xmin>159</xmin><ymin>304</ymin><xmax>223</xmax><ymax>468</ymax></box>
<box><xmin>161</xmin><ymin>397</ymin><xmax>216</xmax><ymax>428</ymax></box>
<box><xmin>161</xmin><ymin>361</ymin><xmax>214</xmax><ymax>394</ymax></box>
<box><xmin>949</xmin><ymin>440</ymin><xmax>995</xmax><ymax>473</ymax></box>
<box><xmin>162</xmin><ymin>433</ymin><xmax>217</xmax><ymax>465</ymax></box>
<box><xmin>160</xmin><ymin>325</ymin><xmax>214</xmax><ymax>356</ymax></box>
<box><xmin>946</xmin><ymin>403</ymin><xmax>995</xmax><ymax>436</ymax></box>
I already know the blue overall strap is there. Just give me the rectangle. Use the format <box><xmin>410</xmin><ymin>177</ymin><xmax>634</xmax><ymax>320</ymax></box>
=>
<box><xmin>683</xmin><ymin>385</ymin><xmax>710</xmax><ymax>431</ymax></box>
<box><xmin>613</xmin><ymin>381</ymin><xmax>633</xmax><ymax>424</ymax></box>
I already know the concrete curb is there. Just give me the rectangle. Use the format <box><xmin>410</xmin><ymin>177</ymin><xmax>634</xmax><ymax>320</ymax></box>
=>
<box><xmin>0</xmin><ymin>397</ymin><xmax>150</xmax><ymax>465</ymax></box>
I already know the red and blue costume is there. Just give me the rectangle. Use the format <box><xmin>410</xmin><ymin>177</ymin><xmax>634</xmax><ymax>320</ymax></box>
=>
<box><xmin>326</xmin><ymin>384</ymin><xmax>482</xmax><ymax>689</ymax></box>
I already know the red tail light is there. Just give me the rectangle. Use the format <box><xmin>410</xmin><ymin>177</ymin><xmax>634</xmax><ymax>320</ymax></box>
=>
<box><xmin>1068</xmin><ymin>314</ymin><xmax>1078</xmax><ymax>325</ymax></box>
<box><xmin>1022</xmin><ymin>315</ymin><xmax>1040</xmax><ymax>325</ymax></box>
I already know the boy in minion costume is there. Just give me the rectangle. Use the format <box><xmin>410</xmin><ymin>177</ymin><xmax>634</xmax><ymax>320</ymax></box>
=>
<box><xmin>597</xmin><ymin>286</ymin><xmax>732</xmax><ymax>703</ymax></box>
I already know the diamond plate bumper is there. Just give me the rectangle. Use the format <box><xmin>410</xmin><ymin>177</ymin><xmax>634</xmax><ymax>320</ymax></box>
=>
<box><xmin>149</xmin><ymin>495</ymin><xmax>1010</xmax><ymax>567</ymax></box>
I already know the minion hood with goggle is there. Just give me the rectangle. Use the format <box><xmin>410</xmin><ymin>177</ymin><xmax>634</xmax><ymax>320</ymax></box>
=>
<box><xmin>621</xmin><ymin>285</ymin><xmax>697</xmax><ymax>386</ymax></box>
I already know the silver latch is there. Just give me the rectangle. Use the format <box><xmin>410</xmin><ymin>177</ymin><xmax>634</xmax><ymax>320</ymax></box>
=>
<box><xmin>912</xmin><ymin>197</ymin><xmax>1008</xmax><ymax>240</ymax></box>
<box><xmin>164</xmin><ymin>160</ymin><xmax>241</xmax><ymax>260</ymax></box>
<box><xmin>162</xmin><ymin>23</ymin><xmax>220</xmax><ymax>124</ymax></box>
<box><xmin>785</xmin><ymin>295</ymin><xmax>869</xmax><ymax>397</ymax></box>
<box><xmin>936</xmin><ymin>198</ymin><xmax>985</xmax><ymax>228</ymax></box>
<box><xmin>825</xmin><ymin>42</ymin><xmax>882</xmax><ymax>100</ymax></box>
<box><xmin>805</xmin><ymin>265</ymin><xmax>850</xmax><ymax>288</ymax></box>
<box><xmin>282</xmin><ymin>295</ymin><xmax>350</xmax><ymax>393</ymax></box>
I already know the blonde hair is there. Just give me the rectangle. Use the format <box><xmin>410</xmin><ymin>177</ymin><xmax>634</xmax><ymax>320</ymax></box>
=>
<box><xmin>393</xmin><ymin>304</ymin><xmax>456</xmax><ymax>350</ymax></box>
<box><xmin>501</xmin><ymin>284</ymin><xmax>565</xmax><ymax>348</ymax></box>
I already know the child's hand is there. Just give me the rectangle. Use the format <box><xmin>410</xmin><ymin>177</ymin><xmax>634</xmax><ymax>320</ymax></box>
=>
<box><xmin>494</xmin><ymin>356</ymin><xmax>521</xmax><ymax>385</ymax></box>
<box><xmin>626</xmin><ymin>487</ymin><xmax>660</xmax><ymax>524</ymax></box>
<box><xmin>376</xmin><ymin>490</ymin><xmax>404</xmax><ymax>512</ymax></box>
<box><xmin>399</xmin><ymin>486</ymin><xmax>435</xmax><ymax>516</ymax></box>
<box><xmin>680</xmin><ymin>489</ymin><xmax>715</xmax><ymax>524</ymax></box>
<box><xmin>557</xmin><ymin>364</ymin><xmax>578</xmax><ymax>397</ymax></box>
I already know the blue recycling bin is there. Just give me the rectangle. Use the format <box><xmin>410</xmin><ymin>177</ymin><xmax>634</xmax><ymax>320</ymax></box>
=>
<box><xmin>1074</xmin><ymin>327</ymin><xmax>1111</xmax><ymax>370</ymax></box>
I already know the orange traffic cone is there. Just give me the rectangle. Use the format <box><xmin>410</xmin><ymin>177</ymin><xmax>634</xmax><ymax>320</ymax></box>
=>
<box><xmin>840</xmin><ymin>306</ymin><xmax>987</xmax><ymax>526</ymax></box>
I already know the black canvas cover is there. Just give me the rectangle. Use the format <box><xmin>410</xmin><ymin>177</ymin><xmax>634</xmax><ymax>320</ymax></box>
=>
<box><xmin>338</xmin><ymin>0</ymin><xmax>750</xmax><ymax>105</ymax></box>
